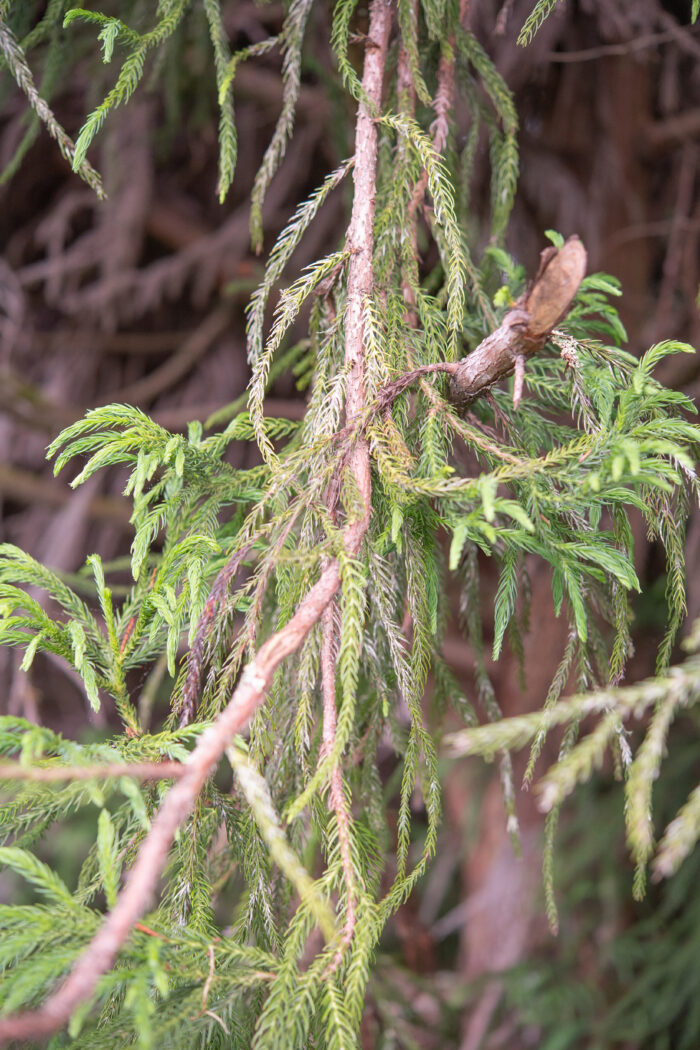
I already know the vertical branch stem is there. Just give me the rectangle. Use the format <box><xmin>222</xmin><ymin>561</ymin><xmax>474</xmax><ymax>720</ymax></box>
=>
<box><xmin>0</xmin><ymin>1</ymin><xmax>392</xmax><ymax>1043</ymax></box>
<box><xmin>343</xmin><ymin>0</ymin><xmax>391</xmax><ymax>540</ymax></box>
<box><xmin>321</xmin><ymin>602</ymin><xmax>358</xmax><ymax>961</ymax></box>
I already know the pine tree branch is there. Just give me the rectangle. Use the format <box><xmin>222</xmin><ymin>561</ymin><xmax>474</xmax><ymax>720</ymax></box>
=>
<box><xmin>321</xmin><ymin>599</ymin><xmax>358</xmax><ymax>968</ymax></box>
<box><xmin>0</xmin><ymin>0</ymin><xmax>392</xmax><ymax>1042</ymax></box>
<box><xmin>406</xmin><ymin>0</ymin><xmax>469</xmax><ymax>223</ymax></box>
<box><xmin>0</xmin><ymin>760</ymin><xmax>185</xmax><ymax>783</ymax></box>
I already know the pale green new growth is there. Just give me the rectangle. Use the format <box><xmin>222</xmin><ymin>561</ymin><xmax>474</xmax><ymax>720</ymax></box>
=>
<box><xmin>447</xmin><ymin>628</ymin><xmax>700</xmax><ymax>899</ymax></box>
<box><xmin>517</xmin><ymin>0</ymin><xmax>563</xmax><ymax>46</ymax></box>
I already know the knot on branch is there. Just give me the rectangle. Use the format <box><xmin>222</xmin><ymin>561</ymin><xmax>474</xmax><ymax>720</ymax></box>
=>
<box><xmin>449</xmin><ymin>236</ymin><xmax>588</xmax><ymax>408</ymax></box>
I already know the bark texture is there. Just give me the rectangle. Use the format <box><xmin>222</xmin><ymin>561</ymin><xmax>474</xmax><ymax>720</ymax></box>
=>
<box><xmin>449</xmin><ymin>236</ymin><xmax>588</xmax><ymax>408</ymax></box>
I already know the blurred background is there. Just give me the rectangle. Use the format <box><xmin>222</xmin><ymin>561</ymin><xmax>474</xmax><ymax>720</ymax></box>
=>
<box><xmin>1</xmin><ymin>2</ymin><xmax>699</xmax><ymax>1047</ymax></box>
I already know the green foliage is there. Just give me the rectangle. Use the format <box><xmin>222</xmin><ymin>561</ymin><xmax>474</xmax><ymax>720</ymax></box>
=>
<box><xmin>496</xmin><ymin>727</ymin><xmax>700</xmax><ymax>1050</ymax></box>
<box><xmin>0</xmin><ymin>3</ymin><xmax>699</xmax><ymax>1048</ymax></box>
<box><xmin>519</xmin><ymin>0</ymin><xmax>699</xmax><ymax>41</ymax></box>
<box><xmin>517</xmin><ymin>0</ymin><xmax>563</xmax><ymax>46</ymax></box>
<box><xmin>0</xmin><ymin>6</ymin><xmax>104</xmax><ymax>195</ymax></box>
<box><xmin>448</xmin><ymin>619</ymin><xmax>700</xmax><ymax>909</ymax></box>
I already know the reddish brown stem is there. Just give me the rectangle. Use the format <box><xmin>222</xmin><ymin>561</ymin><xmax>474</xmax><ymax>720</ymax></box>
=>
<box><xmin>0</xmin><ymin>2</ymin><xmax>391</xmax><ymax>1043</ymax></box>
<box><xmin>408</xmin><ymin>17</ymin><xmax>458</xmax><ymax>224</ymax></box>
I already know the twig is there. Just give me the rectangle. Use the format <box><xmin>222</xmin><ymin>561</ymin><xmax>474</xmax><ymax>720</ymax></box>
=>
<box><xmin>0</xmin><ymin>21</ymin><xmax>105</xmax><ymax>199</ymax></box>
<box><xmin>408</xmin><ymin>21</ymin><xmax>456</xmax><ymax>224</ymax></box>
<box><xmin>374</xmin><ymin>362</ymin><xmax>457</xmax><ymax>414</ymax></box>
<box><xmin>0</xmin><ymin>0</ymin><xmax>391</xmax><ymax>1042</ymax></box>
<box><xmin>114</xmin><ymin>308</ymin><xmax>231</xmax><ymax>405</ymax></box>
<box><xmin>0</xmin><ymin>761</ymin><xmax>185</xmax><ymax>783</ymax></box>
<box><xmin>178</xmin><ymin>540</ymin><xmax>256</xmax><ymax>727</ymax></box>
<box><xmin>652</xmin><ymin>142</ymin><xmax>697</xmax><ymax>343</ymax></box>
<box><xmin>547</xmin><ymin>22</ymin><xmax>700</xmax><ymax>63</ymax></box>
<box><xmin>0</xmin><ymin>464</ymin><xmax>130</xmax><ymax>525</ymax></box>
<box><xmin>646</xmin><ymin>108</ymin><xmax>700</xmax><ymax>152</ymax></box>
<box><xmin>0</xmin><ymin>566</ymin><xmax>344</xmax><ymax>1045</ymax></box>
<box><xmin>398</xmin><ymin>8</ymin><xmax>420</xmax><ymax>315</ymax></box>
<box><xmin>201</xmin><ymin>944</ymin><xmax>216</xmax><ymax>1010</ymax></box>
<box><xmin>321</xmin><ymin>601</ymin><xmax>358</xmax><ymax>966</ymax></box>
<box><xmin>494</xmin><ymin>0</ymin><xmax>514</xmax><ymax>36</ymax></box>
<box><xmin>656</xmin><ymin>11</ymin><xmax>700</xmax><ymax>63</ymax></box>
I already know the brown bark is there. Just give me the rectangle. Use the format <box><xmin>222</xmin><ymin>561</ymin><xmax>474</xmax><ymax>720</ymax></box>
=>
<box><xmin>449</xmin><ymin>236</ymin><xmax>587</xmax><ymax>408</ymax></box>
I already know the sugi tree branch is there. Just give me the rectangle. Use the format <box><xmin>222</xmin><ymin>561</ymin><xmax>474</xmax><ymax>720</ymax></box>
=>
<box><xmin>0</xmin><ymin>0</ymin><xmax>392</xmax><ymax>1043</ymax></box>
<box><xmin>320</xmin><ymin>601</ymin><xmax>358</xmax><ymax>966</ymax></box>
<box><xmin>0</xmin><ymin>761</ymin><xmax>185</xmax><ymax>783</ymax></box>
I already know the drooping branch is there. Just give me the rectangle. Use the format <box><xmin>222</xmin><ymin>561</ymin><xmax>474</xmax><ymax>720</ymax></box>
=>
<box><xmin>0</xmin><ymin>0</ymin><xmax>392</xmax><ymax>1043</ymax></box>
<box><xmin>0</xmin><ymin>11</ymin><xmax>584</xmax><ymax>1044</ymax></box>
<box><xmin>320</xmin><ymin>600</ymin><xmax>358</xmax><ymax>966</ymax></box>
<box><xmin>406</xmin><ymin>0</ymin><xmax>468</xmax><ymax>226</ymax></box>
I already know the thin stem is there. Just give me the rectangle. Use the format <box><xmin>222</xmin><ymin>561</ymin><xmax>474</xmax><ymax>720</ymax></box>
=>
<box><xmin>408</xmin><ymin>11</ymin><xmax>458</xmax><ymax>222</ymax></box>
<box><xmin>321</xmin><ymin>601</ymin><xmax>358</xmax><ymax>967</ymax></box>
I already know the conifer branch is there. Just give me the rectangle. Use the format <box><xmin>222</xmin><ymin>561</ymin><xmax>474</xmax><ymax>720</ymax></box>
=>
<box><xmin>321</xmin><ymin>600</ymin><xmax>357</xmax><ymax>967</ymax></box>
<box><xmin>406</xmin><ymin>0</ymin><xmax>471</xmax><ymax>226</ymax></box>
<box><xmin>0</xmin><ymin>760</ymin><xmax>185</xmax><ymax>783</ymax></box>
<box><xmin>178</xmin><ymin>540</ymin><xmax>256</xmax><ymax>727</ymax></box>
<box><xmin>1</xmin><ymin>7</ymin><xmax>698</xmax><ymax>1047</ymax></box>
<box><xmin>0</xmin><ymin>0</ymin><xmax>392</xmax><ymax>1041</ymax></box>
<box><xmin>0</xmin><ymin>20</ymin><xmax>105</xmax><ymax>198</ymax></box>
<box><xmin>408</xmin><ymin>25</ymin><xmax>456</xmax><ymax>222</ymax></box>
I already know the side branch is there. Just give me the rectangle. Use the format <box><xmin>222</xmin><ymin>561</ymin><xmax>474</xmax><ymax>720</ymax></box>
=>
<box><xmin>0</xmin><ymin>761</ymin><xmax>185</xmax><ymax>783</ymax></box>
<box><xmin>449</xmin><ymin>236</ymin><xmax>587</xmax><ymax>408</ymax></box>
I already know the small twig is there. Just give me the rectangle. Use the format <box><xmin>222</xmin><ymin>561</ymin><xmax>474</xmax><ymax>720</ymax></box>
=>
<box><xmin>113</xmin><ymin>308</ymin><xmax>230</xmax><ymax>406</ymax></box>
<box><xmin>179</xmin><ymin>541</ymin><xmax>256</xmax><ymax>726</ymax></box>
<box><xmin>398</xmin><ymin>5</ymin><xmax>420</xmax><ymax>317</ymax></box>
<box><xmin>202</xmin><ymin>1010</ymin><xmax>230</xmax><ymax>1035</ymax></box>
<box><xmin>512</xmin><ymin>354</ymin><xmax>526</xmax><ymax>410</ymax></box>
<box><xmin>652</xmin><ymin>142</ymin><xmax>697</xmax><ymax>343</ymax></box>
<box><xmin>495</xmin><ymin>0</ymin><xmax>515</xmax><ymax>36</ymax></box>
<box><xmin>408</xmin><ymin>23</ymin><xmax>457</xmax><ymax>224</ymax></box>
<box><xmin>548</xmin><ymin>22</ymin><xmax>700</xmax><ymax>63</ymax></box>
<box><xmin>0</xmin><ymin>464</ymin><xmax>130</xmax><ymax>526</ymax></box>
<box><xmin>0</xmin><ymin>761</ymin><xmax>185</xmax><ymax>783</ymax></box>
<box><xmin>321</xmin><ymin>600</ymin><xmax>357</xmax><ymax>968</ymax></box>
<box><xmin>133</xmin><ymin>922</ymin><xmax>170</xmax><ymax>940</ymax></box>
<box><xmin>0</xmin><ymin>22</ymin><xmax>105</xmax><ymax>198</ymax></box>
<box><xmin>646</xmin><ymin>108</ymin><xmax>700</xmax><ymax>153</ymax></box>
<box><xmin>374</xmin><ymin>362</ymin><xmax>457</xmax><ymax>415</ymax></box>
<box><xmin>201</xmin><ymin>945</ymin><xmax>216</xmax><ymax>1011</ymax></box>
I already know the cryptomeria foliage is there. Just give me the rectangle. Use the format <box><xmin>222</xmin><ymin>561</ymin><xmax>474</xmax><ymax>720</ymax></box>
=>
<box><xmin>0</xmin><ymin>1</ymin><xmax>699</xmax><ymax>1047</ymax></box>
